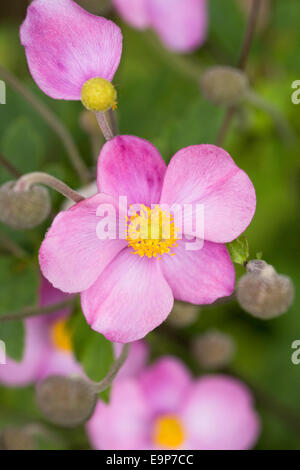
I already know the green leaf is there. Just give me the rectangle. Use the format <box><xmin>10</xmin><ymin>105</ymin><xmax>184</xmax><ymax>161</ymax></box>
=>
<box><xmin>227</xmin><ymin>236</ymin><xmax>249</xmax><ymax>265</ymax></box>
<box><xmin>0</xmin><ymin>257</ymin><xmax>38</xmax><ymax>361</ymax></box>
<box><xmin>0</xmin><ymin>117</ymin><xmax>44</xmax><ymax>184</ymax></box>
<box><xmin>71</xmin><ymin>310</ymin><xmax>114</xmax><ymax>384</ymax></box>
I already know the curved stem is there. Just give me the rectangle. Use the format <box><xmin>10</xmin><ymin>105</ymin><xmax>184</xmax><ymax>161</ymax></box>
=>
<box><xmin>245</xmin><ymin>89</ymin><xmax>295</xmax><ymax>144</ymax></box>
<box><xmin>238</xmin><ymin>0</ymin><xmax>262</xmax><ymax>70</ymax></box>
<box><xmin>216</xmin><ymin>0</ymin><xmax>262</xmax><ymax>147</ymax></box>
<box><xmin>91</xmin><ymin>344</ymin><xmax>131</xmax><ymax>394</ymax></box>
<box><xmin>14</xmin><ymin>172</ymin><xmax>85</xmax><ymax>204</ymax></box>
<box><xmin>0</xmin><ymin>65</ymin><xmax>90</xmax><ymax>184</ymax></box>
<box><xmin>0</xmin><ymin>298</ymin><xmax>75</xmax><ymax>322</ymax></box>
<box><xmin>0</xmin><ymin>153</ymin><xmax>22</xmax><ymax>178</ymax></box>
<box><xmin>96</xmin><ymin>112</ymin><xmax>115</xmax><ymax>141</ymax></box>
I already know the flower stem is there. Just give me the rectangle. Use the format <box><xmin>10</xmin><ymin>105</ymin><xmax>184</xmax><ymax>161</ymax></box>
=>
<box><xmin>90</xmin><ymin>344</ymin><xmax>130</xmax><ymax>394</ymax></box>
<box><xmin>245</xmin><ymin>89</ymin><xmax>296</xmax><ymax>144</ymax></box>
<box><xmin>14</xmin><ymin>172</ymin><xmax>85</xmax><ymax>204</ymax></box>
<box><xmin>0</xmin><ymin>65</ymin><xmax>90</xmax><ymax>184</ymax></box>
<box><xmin>0</xmin><ymin>153</ymin><xmax>22</xmax><ymax>179</ymax></box>
<box><xmin>0</xmin><ymin>298</ymin><xmax>75</xmax><ymax>322</ymax></box>
<box><xmin>96</xmin><ymin>111</ymin><xmax>115</xmax><ymax>141</ymax></box>
<box><xmin>216</xmin><ymin>0</ymin><xmax>262</xmax><ymax>147</ymax></box>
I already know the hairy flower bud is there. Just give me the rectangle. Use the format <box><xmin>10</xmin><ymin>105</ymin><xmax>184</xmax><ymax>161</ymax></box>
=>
<box><xmin>36</xmin><ymin>376</ymin><xmax>97</xmax><ymax>428</ymax></box>
<box><xmin>0</xmin><ymin>427</ymin><xmax>36</xmax><ymax>450</ymax></box>
<box><xmin>167</xmin><ymin>301</ymin><xmax>199</xmax><ymax>327</ymax></box>
<box><xmin>237</xmin><ymin>261</ymin><xmax>294</xmax><ymax>319</ymax></box>
<box><xmin>192</xmin><ymin>330</ymin><xmax>235</xmax><ymax>370</ymax></box>
<box><xmin>0</xmin><ymin>181</ymin><xmax>51</xmax><ymax>229</ymax></box>
<box><xmin>200</xmin><ymin>66</ymin><xmax>249</xmax><ymax>106</ymax></box>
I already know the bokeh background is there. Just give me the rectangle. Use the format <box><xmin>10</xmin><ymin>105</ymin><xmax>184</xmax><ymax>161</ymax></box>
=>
<box><xmin>0</xmin><ymin>0</ymin><xmax>299</xmax><ymax>450</ymax></box>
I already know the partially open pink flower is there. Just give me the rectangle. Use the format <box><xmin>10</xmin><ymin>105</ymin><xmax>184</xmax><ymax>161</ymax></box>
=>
<box><xmin>87</xmin><ymin>357</ymin><xmax>260</xmax><ymax>450</ymax></box>
<box><xmin>20</xmin><ymin>0</ymin><xmax>122</xmax><ymax>101</ymax></box>
<box><xmin>39</xmin><ymin>136</ymin><xmax>256</xmax><ymax>343</ymax></box>
<box><xmin>0</xmin><ymin>277</ymin><xmax>82</xmax><ymax>387</ymax></box>
<box><xmin>112</xmin><ymin>0</ymin><xmax>208</xmax><ymax>52</ymax></box>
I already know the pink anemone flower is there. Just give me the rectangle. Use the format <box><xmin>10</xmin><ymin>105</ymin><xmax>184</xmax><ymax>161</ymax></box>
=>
<box><xmin>20</xmin><ymin>0</ymin><xmax>122</xmax><ymax>101</ymax></box>
<box><xmin>39</xmin><ymin>136</ymin><xmax>256</xmax><ymax>343</ymax></box>
<box><xmin>0</xmin><ymin>277</ymin><xmax>82</xmax><ymax>387</ymax></box>
<box><xmin>87</xmin><ymin>356</ymin><xmax>260</xmax><ymax>450</ymax></box>
<box><xmin>112</xmin><ymin>0</ymin><xmax>208</xmax><ymax>53</ymax></box>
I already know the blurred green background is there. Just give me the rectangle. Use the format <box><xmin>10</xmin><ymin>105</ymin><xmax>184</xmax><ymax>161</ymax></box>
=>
<box><xmin>0</xmin><ymin>0</ymin><xmax>300</xmax><ymax>450</ymax></box>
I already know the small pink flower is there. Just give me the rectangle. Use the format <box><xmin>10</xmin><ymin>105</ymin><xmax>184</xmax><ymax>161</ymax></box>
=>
<box><xmin>20</xmin><ymin>0</ymin><xmax>122</xmax><ymax>100</ymax></box>
<box><xmin>112</xmin><ymin>0</ymin><xmax>208</xmax><ymax>52</ymax></box>
<box><xmin>39</xmin><ymin>136</ymin><xmax>256</xmax><ymax>343</ymax></box>
<box><xmin>0</xmin><ymin>277</ymin><xmax>82</xmax><ymax>387</ymax></box>
<box><xmin>87</xmin><ymin>357</ymin><xmax>260</xmax><ymax>450</ymax></box>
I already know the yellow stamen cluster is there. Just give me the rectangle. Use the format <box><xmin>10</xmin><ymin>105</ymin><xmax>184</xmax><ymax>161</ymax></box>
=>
<box><xmin>50</xmin><ymin>318</ymin><xmax>73</xmax><ymax>352</ymax></box>
<box><xmin>81</xmin><ymin>77</ymin><xmax>117</xmax><ymax>112</ymax></box>
<box><xmin>126</xmin><ymin>205</ymin><xmax>179</xmax><ymax>259</ymax></box>
<box><xmin>153</xmin><ymin>415</ymin><xmax>186</xmax><ymax>449</ymax></box>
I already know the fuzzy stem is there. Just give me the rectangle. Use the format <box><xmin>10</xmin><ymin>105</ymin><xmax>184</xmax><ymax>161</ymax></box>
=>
<box><xmin>91</xmin><ymin>344</ymin><xmax>131</xmax><ymax>394</ymax></box>
<box><xmin>0</xmin><ymin>65</ymin><xmax>90</xmax><ymax>184</ymax></box>
<box><xmin>0</xmin><ymin>298</ymin><xmax>75</xmax><ymax>322</ymax></box>
<box><xmin>96</xmin><ymin>111</ymin><xmax>115</xmax><ymax>141</ymax></box>
<box><xmin>14</xmin><ymin>172</ymin><xmax>85</xmax><ymax>204</ymax></box>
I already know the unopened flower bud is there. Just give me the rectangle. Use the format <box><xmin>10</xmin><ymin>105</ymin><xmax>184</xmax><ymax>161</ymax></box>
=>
<box><xmin>167</xmin><ymin>301</ymin><xmax>199</xmax><ymax>328</ymax></box>
<box><xmin>0</xmin><ymin>181</ymin><xmax>51</xmax><ymax>229</ymax></box>
<box><xmin>237</xmin><ymin>261</ymin><xmax>294</xmax><ymax>319</ymax></box>
<box><xmin>0</xmin><ymin>427</ymin><xmax>36</xmax><ymax>450</ymax></box>
<box><xmin>36</xmin><ymin>376</ymin><xmax>97</xmax><ymax>428</ymax></box>
<box><xmin>200</xmin><ymin>66</ymin><xmax>249</xmax><ymax>106</ymax></box>
<box><xmin>192</xmin><ymin>330</ymin><xmax>235</xmax><ymax>370</ymax></box>
<box><xmin>81</xmin><ymin>77</ymin><xmax>117</xmax><ymax>113</ymax></box>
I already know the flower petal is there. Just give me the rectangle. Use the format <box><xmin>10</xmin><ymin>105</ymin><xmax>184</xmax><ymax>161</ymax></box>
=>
<box><xmin>112</xmin><ymin>0</ymin><xmax>150</xmax><ymax>29</ymax></box>
<box><xmin>161</xmin><ymin>240</ymin><xmax>235</xmax><ymax>304</ymax></box>
<box><xmin>0</xmin><ymin>318</ymin><xmax>48</xmax><ymax>387</ymax></box>
<box><xmin>160</xmin><ymin>145</ymin><xmax>256</xmax><ymax>243</ymax></box>
<box><xmin>97</xmin><ymin>136</ymin><xmax>166</xmax><ymax>207</ymax></box>
<box><xmin>181</xmin><ymin>375</ymin><xmax>260</xmax><ymax>450</ymax></box>
<box><xmin>20</xmin><ymin>0</ymin><xmax>122</xmax><ymax>99</ymax></box>
<box><xmin>114</xmin><ymin>341</ymin><xmax>149</xmax><ymax>381</ymax></box>
<box><xmin>39</xmin><ymin>193</ymin><xmax>127</xmax><ymax>293</ymax></box>
<box><xmin>148</xmin><ymin>0</ymin><xmax>208</xmax><ymax>52</ymax></box>
<box><xmin>139</xmin><ymin>357</ymin><xmax>192</xmax><ymax>416</ymax></box>
<box><xmin>81</xmin><ymin>248</ymin><xmax>174</xmax><ymax>342</ymax></box>
<box><xmin>87</xmin><ymin>380</ymin><xmax>151</xmax><ymax>450</ymax></box>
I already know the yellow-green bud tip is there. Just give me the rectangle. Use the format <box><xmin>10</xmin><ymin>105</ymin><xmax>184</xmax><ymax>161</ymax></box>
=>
<box><xmin>81</xmin><ymin>77</ymin><xmax>117</xmax><ymax>112</ymax></box>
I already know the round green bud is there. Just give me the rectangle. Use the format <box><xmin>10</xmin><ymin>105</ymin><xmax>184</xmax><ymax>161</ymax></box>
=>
<box><xmin>0</xmin><ymin>181</ymin><xmax>51</xmax><ymax>230</ymax></box>
<box><xmin>237</xmin><ymin>261</ymin><xmax>294</xmax><ymax>319</ymax></box>
<box><xmin>200</xmin><ymin>66</ymin><xmax>249</xmax><ymax>106</ymax></box>
<box><xmin>192</xmin><ymin>330</ymin><xmax>235</xmax><ymax>370</ymax></box>
<box><xmin>167</xmin><ymin>301</ymin><xmax>199</xmax><ymax>328</ymax></box>
<box><xmin>36</xmin><ymin>376</ymin><xmax>97</xmax><ymax>428</ymax></box>
<box><xmin>0</xmin><ymin>428</ymin><xmax>36</xmax><ymax>450</ymax></box>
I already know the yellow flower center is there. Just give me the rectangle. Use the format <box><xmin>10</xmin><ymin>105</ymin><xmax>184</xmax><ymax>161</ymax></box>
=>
<box><xmin>81</xmin><ymin>77</ymin><xmax>117</xmax><ymax>112</ymax></box>
<box><xmin>126</xmin><ymin>205</ymin><xmax>179</xmax><ymax>259</ymax></box>
<box><xmin>50</xmin><ymin>318</ymin><xmax>72</xmax><ymax>352</ymax></box>
<box><xmin>153</xmin><ymin>415</ymin><xmax>186</xmax><ymax>449</ymax></box>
